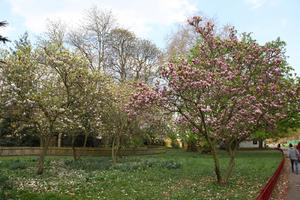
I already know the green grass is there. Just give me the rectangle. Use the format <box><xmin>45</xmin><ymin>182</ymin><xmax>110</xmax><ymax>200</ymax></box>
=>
<box><xmin>0</xmin><ymin>149</ymin><xmax>282</xmax><ymax>200</ymax></box>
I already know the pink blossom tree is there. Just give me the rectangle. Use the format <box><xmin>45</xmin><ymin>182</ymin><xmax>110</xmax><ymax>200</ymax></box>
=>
<box><xmin>100</xmin><ymin>81</ymin><xmax>170</xmax><ymax>164</ymax></box>
<box><xmin>128</xmin><ymin>17</ymin><xmax>298</xmax><ymax>184</ymax></box>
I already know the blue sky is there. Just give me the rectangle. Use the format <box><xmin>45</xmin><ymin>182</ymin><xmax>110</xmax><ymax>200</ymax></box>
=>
<box><xmin>0</xmin><ymin>0</ymin><xmax>299</xmax><ymax>75</ymax></box>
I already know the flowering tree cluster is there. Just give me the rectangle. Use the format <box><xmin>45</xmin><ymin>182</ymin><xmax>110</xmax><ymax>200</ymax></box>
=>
<box><xmin>99</xmin><ymin>82</ymin><xmax>137</xmax><ymax>164</ymax></box>
<box><xmin>99</xmin><ymin>81</ymin><xmax>170</xmax><ymax>164</ymax></box>
<box><xmin>126</xmin><ymin>82</ymin><xmax>173</xmax><ymax>139</ymax></box>
<box><xmin>0</xmin><ymin>29</ymin><xmax>166</xmax><ymax>174</ymax></box>
<box><xmin>0</xmin><ymin>38</ymin><xmax>111</xmax><ymax>173</ymax></box>
<box><xmin>128</xmin><ymin>17</ymin><xmax>299</xmax><ymax>184</ymax></box>
<box><xmin>0</xmin><ymin>7</ymin><xmax>164</xmax><ymax>175</ymax></box>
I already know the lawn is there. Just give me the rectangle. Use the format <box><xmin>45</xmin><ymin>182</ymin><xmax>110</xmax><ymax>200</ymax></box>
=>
<box><xmin>0</xmin><ymin>149</ymin><xmax>282</xmax><ymax>200</ymax></box>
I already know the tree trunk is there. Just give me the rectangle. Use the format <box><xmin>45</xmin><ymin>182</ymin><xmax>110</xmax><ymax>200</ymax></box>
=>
<box><xmin>57</xmin><ymin>133</ymin><xmax>62</xmax><ymax>148</ymax></box>
<box><xmin>210</xmin><ymin>144</ymin><xmax>223</xmax><ymax>184</ymax></box>
<box><xmin>223</xmin><ymin>146</ymin><xmax>237</xmax><ymax>184</ymax></box>
<box><xmin>40</xmin><ymin>137</ymin><xmax>44</xmax><ymax>147</ymax></box>
<box><xmin>111</xmin><ymin>136</ymin><xmax>120</xmax><ymax>165</ymax></box>
<box><xmin>72</xmin><ymin>134</ymin><xmax>79</xmax><ymax>161</ymax></box>
<box><xmin>259</xmin><ymin>138</ymin><xmax>264</xmax><ymax>149</ymax></box>
<box><xmin>112</xmin><ymin>137</ymin><xmax>116</xmax><ymax>165</ymax></box>
<box><xmin>83</xmin><ymin>133</ymin><xmax>88</xmax><ymax>148</ymax></box>
<box><xmin>37</xmin><ymin>137</ymin><xmax>50</xmax><ymax>175</ymax></box>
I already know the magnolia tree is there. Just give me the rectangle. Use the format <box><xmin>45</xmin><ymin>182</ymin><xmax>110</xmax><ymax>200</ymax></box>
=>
<box><xmin>126</xmin><ymin>82</ymin><xmax>172</xmax><ymax>142</ymax></box>
<box><xmin>60</xmin><ymin>70</ymin><xmax>112</xmax><ymax>160</ymax></box>
<box><xmin>273</xmin><ymin>76</ymin><xmax>300</xmax><ymax>135</ymax></box>
<box><xmin>99</xmin><ymin>81</ymin><xmax>170</xmax><ymax>164</ymax></box>
<box><xmin>0</xmin><ymin>39</ymin><xmax>92</xmax><ymax>174</ymax></box>
<box><xmin>128</xmin><ymin>17</ymin><xmax>298</xmax><ymax>184</ymax></box>
<box><xmin>99</xmin><ymin>82</ymin><xmax>138</xmax><ymax>164</ymax></box>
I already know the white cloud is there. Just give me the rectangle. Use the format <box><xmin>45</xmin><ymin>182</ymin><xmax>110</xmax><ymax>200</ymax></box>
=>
<box><xmin>245</xmin><ymin>0</ymin><xmax>266</xmax><ymax>9</ymax></box>
<box><xmin>5</xmin><ymin>0</ymin><xmax>88</xmax><ymax>33</ymax></box>
<box><xmin>111</xmin><ymin>0</ymin><xmax>197</xmax><ymax>37</ymax></box>
<box><xmin>280</xmin><ymin>18</ymin><xmax>287</xmax><ymax>27</ymax></box>
<box><xmin>5</xmin><ymin>0</ymin><xmax>196</xmax><ymax>38</ymax></box>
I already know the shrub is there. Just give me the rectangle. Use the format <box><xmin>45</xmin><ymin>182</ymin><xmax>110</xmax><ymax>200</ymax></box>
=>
<box><xmin>27</xmin><ymin>157</ymin><xmax>38</xmax><ymax>162</ymax></box>
<box><xmin>199</xmin><ymin>142</ymin><xmax>212</xmax><ymax>154</ymax></box>
<box><xmin>161</xmin><ymin>160</ymin><xmax>182</xmax><ymax>169</ymax></box>
<box><xmin>129</xmin><ymin>136</ymin><xmax>145</xmax><ymax>148</ymax></box>
<box><xmin>171</xmin><ymin>140</ymin><xmax>182</xmax><ymax>149</ymax></box>
<box><xmin>10</xmin><ymin>160</ymin><xmax>27</xmax><ymax>170</ymax></box>
<box><xmin>151</xmin><ymin>138</ymin><xmax>165</xmax><ymax>146</ymax></box>
<box><xmin>0</xmin><ymin>159</ymin><xmax>27</xmax><ymax>170</ymax></box>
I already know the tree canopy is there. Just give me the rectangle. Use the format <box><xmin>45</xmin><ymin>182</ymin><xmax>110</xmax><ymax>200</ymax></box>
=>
<box><xmin>128</xmin><ymin>16</ymin><xmax>299</xmax><ymax>184</ymax></box>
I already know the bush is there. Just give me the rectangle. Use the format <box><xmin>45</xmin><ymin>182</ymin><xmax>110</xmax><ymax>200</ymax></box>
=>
<box><xmin>171</xmin><ymin>140</ymin><xmax>182</xmax><ymax>149</ymax></box>
<box><xmin>199</xmin><ymin>142</ymin><xmax>212</xmax><ymax>154</ymax></box>
<box><xmin>129</xmin><ymin>136</ymin><xmax>145</xmax><ymax>148</ymax></box>
<box><xmin>26</xmin><ymin>157</ymin><xmax>39</xmax><ymax>162</ymax></box>
<box><xmin>151</xmin><ymin>139</ymin><xmax>165</xmax><ymax>146</ymax></box>
<box><xmin>10</xmin><ymin>161</ymin><xmax>27</xmax><ymax>170</ymax></box>
<box><xmin>161</xmin><ymin>160</ymin><xmax>182</xmax><ymax>169</ymax></box>
<box><xmin>0</xmin><ymin>159</ymin><xmax>27</xmax><ymax>170</ymax></box>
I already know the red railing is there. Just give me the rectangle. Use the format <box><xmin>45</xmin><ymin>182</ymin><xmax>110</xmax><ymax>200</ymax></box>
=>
<box><xmin>256</xmin><ymin>148</ymin><xmax>285</xmax><ymax>200</ymax></box>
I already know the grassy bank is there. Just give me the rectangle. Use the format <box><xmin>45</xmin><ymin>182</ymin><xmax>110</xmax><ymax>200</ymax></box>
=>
<box><xmin>0</xmin><ymin>149</ymin><xmax>282</xmax><ymax>200</ymax></box>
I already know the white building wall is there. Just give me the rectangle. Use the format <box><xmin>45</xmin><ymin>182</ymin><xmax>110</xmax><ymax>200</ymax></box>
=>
<box><xmin>239</xmin><ymin>140</ymin><xmax>265</xmax><ymax>148</ymax></box>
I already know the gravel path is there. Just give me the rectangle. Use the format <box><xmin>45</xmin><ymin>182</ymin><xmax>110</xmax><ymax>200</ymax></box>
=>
<box><xmin>286</xmin><ymin>160</ymin><xmax>300</xmax><ymax>200</ymax></box>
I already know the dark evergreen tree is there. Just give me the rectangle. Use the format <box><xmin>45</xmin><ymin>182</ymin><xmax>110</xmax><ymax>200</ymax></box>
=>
<box><xmin>0</xmin><ymin>21</ymin><xmax>10</xmax><ymax>43</ymax></box>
